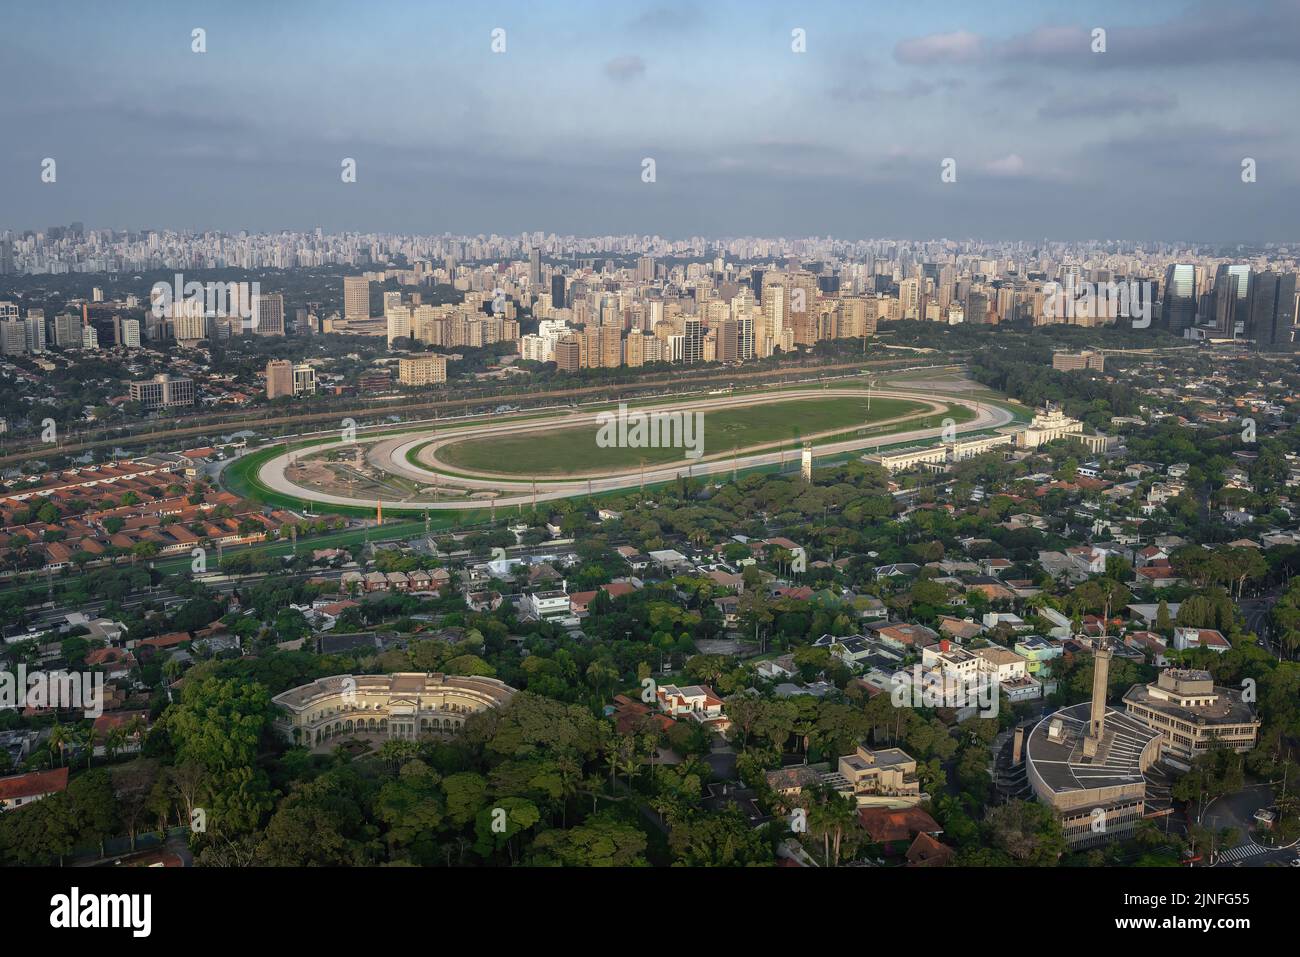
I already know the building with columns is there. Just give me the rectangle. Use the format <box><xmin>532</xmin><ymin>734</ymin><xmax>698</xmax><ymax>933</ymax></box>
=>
<box><xmin>272</xmin><ymin>672</ymin><xmax>517</xmax><ymax>751</ymax></box>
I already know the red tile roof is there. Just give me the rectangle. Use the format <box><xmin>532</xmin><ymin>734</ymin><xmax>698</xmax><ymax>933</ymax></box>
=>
<box><xmin>857</xmin><ymin>806</ymin><xmax>942</xmax><ymax>844</ymax></box>
<box><xmin>0</xmin><ymin>767</ymin><xmax>69</xmax><ymax>802</ymax></box>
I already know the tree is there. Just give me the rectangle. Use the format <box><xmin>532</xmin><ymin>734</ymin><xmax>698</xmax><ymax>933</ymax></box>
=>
<box><xmin>111</xmin><ymin>759</ymin><xmax>161</xmax><ymax>850</ymax></box>
<box><xmin>473</xmin><ymin>797</ymin><xmax>541</xmax><ymax>864</ymax></box>
<box><xmin>665</xmin><ymin>806</ymin><xmax>772</xmax><ymax>866</ymax></box>
<box><xmin>374</xmin><ymin>760</ymin><xmax>444</xmax><ymax>861</ymax></box>
<box><xmin>982</xmin><ymin>800</ymin><xmax>1066</xmax><ymax>866</ymax></box>
<box><xmin>528</xmin><ymin>810</ymin><xmax>648</xmax><ymax>866</ymax></box>
<box><xmin>165</xmin><ymin>676</ymin><xmax>272</xmax><ymax>772</ymax></box>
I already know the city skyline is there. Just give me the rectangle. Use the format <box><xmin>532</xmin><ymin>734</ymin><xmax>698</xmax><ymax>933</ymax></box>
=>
<box><xmin>3</xmin><ymin>0</ymin><xmax>1300</xmax><ymax>241</ymax></box>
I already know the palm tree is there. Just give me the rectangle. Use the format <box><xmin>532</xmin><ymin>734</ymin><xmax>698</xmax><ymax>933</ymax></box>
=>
<box><xmin>553</xmin><ymin>755</ymin><xmax>581</xmax><ymax>827</ymax></box>
<box><xmin>71</xmin><ymin>723</ymin><xmax>94</xmax><ymax>768</ymax></box>
<box><xmin>824</xmin><ymin>793</ymin><xmax>858</xmax><ymax>866</ymax></box>
<box><xmin>792</xmin><ymin>716</ymin><xmax>816</xmax><ymax>763</ymax></box>
<box><xmin>124</xmin><ymin>714</ymin><xmax>147</xmax><ymax>745</ymax></box>
<box><xmin>105</xmin><ymin>726</ymin><xmax>128</xmax><ymax>762</ymax></box>
<box><xmin>47</xmin><ymin>723</ymin><xmax>68</xmax><ymax>767</ymax></box>
<box><xmin>807</xmin><ymin>799</ymin><xmax>834</xmax><ymax>866</ymax></box>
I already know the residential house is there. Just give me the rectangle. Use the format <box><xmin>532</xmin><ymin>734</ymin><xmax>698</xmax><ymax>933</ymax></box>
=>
<box><xmin>1173</xmin><ymin>627</ymin><xmax>1231</xmax><ymax>654</ymax></box>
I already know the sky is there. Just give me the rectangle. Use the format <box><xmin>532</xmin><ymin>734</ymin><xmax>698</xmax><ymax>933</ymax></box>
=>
<box><xmin>2</xmin><ymin>0</ymin><xmax>1298</xmax><ymax>241</ymax></box>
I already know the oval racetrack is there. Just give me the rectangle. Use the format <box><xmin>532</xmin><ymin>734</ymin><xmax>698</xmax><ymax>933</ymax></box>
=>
<box><xmin>254</xmin><ymin>386</ymin><xmax>1015</xmax><ymax>511</ymax></box>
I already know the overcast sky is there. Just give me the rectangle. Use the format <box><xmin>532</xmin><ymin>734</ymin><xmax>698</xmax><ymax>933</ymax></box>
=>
<box><xmin>2</xmin><ymin>0</ymin><xmax>1298</xmax><ymax>241</ymax></box>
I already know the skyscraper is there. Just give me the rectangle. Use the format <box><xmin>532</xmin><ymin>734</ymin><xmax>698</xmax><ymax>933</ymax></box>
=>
<box><xmin>266</xmin><ymin>359</ymin><xmax>295</xmax><ymax>399</ymax></box>
<box><xmin>528</xmin><ymin>247</ymin><xmax>542</xmax><ymax>286</ymax></box>
<box><xmin>343</xmin><ymin>276</ymin><xmax>370</xmax><ymax>321</ymax></box>
<box><xmin>1212</xmin><ymin>264</ymin><xmax>1251</xmax><ymax>337</ymax></box>
<box><xmin>1250</xmin><ymin>272</ymin><xmax>1298</xmax><ymax>352</ymax></box>
<box><xmin>253</xmin><ymin>292</ymin><xmax>285</xmax><ymax>336</ymax></box>
<box><xmin>550</xmin><ymin>273</ymin><xmax>566</xmax><ymax>310</ymax></box>
<box><xmin>683</xmin><ymin>317</ymin><xmax>703</xmax><ymax>364</ymax></box>
<box><xmin>1162</xmin><ymin>264</ymin><xmax>1198</xmax><ymax>336</ymax></box>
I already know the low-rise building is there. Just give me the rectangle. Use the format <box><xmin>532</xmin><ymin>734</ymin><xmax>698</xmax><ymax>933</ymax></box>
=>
<box><xmin>834</xmin><ymin>744</ymin><xmax>924</xmax><ymax>808</ymax></box>
<box><xmin>655</xmin><ymin>684</ymin><xmax>730</xmax><ymax>735</ymax></box>
<box><xmin>0</xmin><ymin>767</ymin><xmax>69</xmax><ymax>810</ymax></box>
<box><xmin>1123</xmin><ymin>669</ymin><xmax>1259</xmax><ymax>766</ymax></box>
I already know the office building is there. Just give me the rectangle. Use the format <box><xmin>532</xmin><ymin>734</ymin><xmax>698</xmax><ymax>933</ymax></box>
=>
<box><xmin>343</xmin><ymin>276</ymin><xmax>370</xmax><ymax>321</ymax></box>
<box><xmin>1212</xmin><ymin>264</ymin><xmax>1251</xmax><ymax>337</ymax></box>
<box><xmin>1250</xmin><ymin>271</ymin><xmax>1297</xmax><ymax>351</ymax></box>
<box><xmin>266</xmin><ymin>359</ymin><xmax>295</xmax><ymax>399</ymax></box>
<box><xmin>1162</xmin><ymin>264</ymin><xmax>1198</xmax><ymax>336</ymax></box>
<box><xmin>129</xmin><ymin>374</ymin><xmax>196</xmax><ymax>409</ymax></box>
<box><xmin>1052</xmin><ymin>350</ymin><xmax>1105</xmax><ymax>372</ymax></box>
<box><xmin>253</xmin><ymin>292</ymin><xmax>285</xmax><ymax>335</ymax></box>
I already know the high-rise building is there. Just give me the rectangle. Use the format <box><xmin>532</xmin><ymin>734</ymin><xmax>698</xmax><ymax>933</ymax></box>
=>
<box><xmin>293</xmin><ymin>364</ymin><xmax>317</xmax><ymax>396</ymax></box>
<box><xmin>717</xmin><ymin>318</ymin><xmax>738</xmax><ymax>363</ymax></box>
<box><xmin>386</xmin><ymin>306</ymin><xmax>412</xmax><ymax>346</ymax></box>
<box><xmin>550</xmin><ymin>273</ymin><xmax>566</xmax><ymax>310</ymax></box>
<box><xmin>266</xmin><ymin>359</ymin><xmax>295</xmax><ymax>399</ymax></box>
<box><xmin>0</xmin><ymin>319</ymin><xmax>27</xmax><ymax>356</ymax></box>
<box><xmin>1162</xmin><ymin>264</ymin><xmax>1198</xmax><ymax>336</ymax></box>
<box><xmin>343</xmin><ymin>276</ymin><xmax>370</xmax><ymax>321</ymax></box>
<box><xmin>120</xmin><ymin>318</ymin><xmax>141</xmax><ymax>348</ymax></box>
<box><xmin>1212</xmin><ymin>264</ymin><xmax>1251</xmax><ymax>337</ymax></box>
<box><xmin>24</xmin><ymin>311</ymin><xmax>46</xmax><ymax>353</ymax></box>
<box><xmin>398</xmin><ymin>354</ymin><xmax>448</xmax><ymax>386</ymax></box>
<box><xmin>554</xmin><ymin>335</ymin><xmax>581</xmax><ymax>372</ymax></box>
<box><xmin>253</xmin><ymin>292</ymin><xmax>285</xmax><ymax>336</ymax></box>
<box><xmin>528</xmin><ymin>247</ymin><xmax>542</xmax><ymax>286</ymax></box>
<box><xmin>737</xmin><ymin>313</ymin><xmax>755</xmax><ymax>361</ymax></box>
<box><xmin>48</xmin><ymin>312</ymin><xmax>83</xmax><ymax>348</ymax></box>
<box><xmin>1250</xmin><ymin>272</ymin><xmax>1298</xmax><ymax>352</ymax></box>
<box><xmin>171</xmin><ymin>297</ymin><xmax>208</xmax><ymax>341</ymax></box>
<box><xmin>682</xmin><ymin>317</ymin><xmax>703</xmax><ymax>364</ymax></box>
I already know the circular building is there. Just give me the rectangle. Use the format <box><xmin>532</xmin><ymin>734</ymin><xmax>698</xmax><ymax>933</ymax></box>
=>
<box><xmin>1022</xmin><ymin>649</ymin><xmax>1162</xmax><ymax>850</ymax></box>
<box><xmin>272</xmin><ymin>672</ymin><xmax>517</xmax><ymax>751</ymax></box>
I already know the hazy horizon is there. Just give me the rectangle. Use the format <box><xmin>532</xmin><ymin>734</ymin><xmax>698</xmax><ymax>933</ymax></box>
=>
<box><xmin>3</xmin><ymin>0</ymin><xmax>1299</xmax><ymax>241</ymax></box>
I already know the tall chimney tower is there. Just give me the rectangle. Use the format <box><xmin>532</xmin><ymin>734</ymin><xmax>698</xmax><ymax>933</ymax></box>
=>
<box><xmin>1082</xmin><ymin>643</ymin><xmax>1113</xmax><ymax>758</ymax></box>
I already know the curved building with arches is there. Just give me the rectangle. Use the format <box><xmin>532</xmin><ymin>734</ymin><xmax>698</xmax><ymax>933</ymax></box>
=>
<box><xmin>272</xmin><ymin>672</ymin><xmax>517</xmax><ymax>751</ymax></box>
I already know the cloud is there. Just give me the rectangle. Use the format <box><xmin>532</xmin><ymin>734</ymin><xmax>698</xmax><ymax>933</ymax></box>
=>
<box><xmin>627</xmin><ymin>4</ymin><xmax>703</xmax><ymax>33</ymax></box>
<box><xmin>894</xmin><ymin>30</ymin><xmax>984</xmax><ymax>65</ymax></box>
<box><xmin>604</xmin><ymin>55</ymin><xmax>647</xmax><ymax>82</ymax></box>
<box><xmin>983</xmin><ymin>154</ymin><xmax>1025</xmax><ymax>177</ymax></box>
<box><xmin>1038</xmin><ymin>90</ymin><xmax>1178</xmax><ymax>119</ymax></box>
<box><xmin>830</xmin><ymin>76</ymin><xmax>964</xmax><ymax>103</ymax></box>
<box><xmin>895</xmin><ymin>2</ymin><xmax>1300</xmax><ymax>70</ymax></box>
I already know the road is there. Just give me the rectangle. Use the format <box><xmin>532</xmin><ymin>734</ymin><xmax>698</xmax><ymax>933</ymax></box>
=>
<box><xmin>0</xmin><ymin>356</ymin><xmax>935</xmax><ymax>468</ymax></box>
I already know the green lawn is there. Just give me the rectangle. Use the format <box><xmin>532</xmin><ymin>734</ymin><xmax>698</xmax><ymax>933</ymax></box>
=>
<box><xmin>434</xmin><ymin>395</ymin><xmax>932</xmax><ymax>476</ymax></box>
